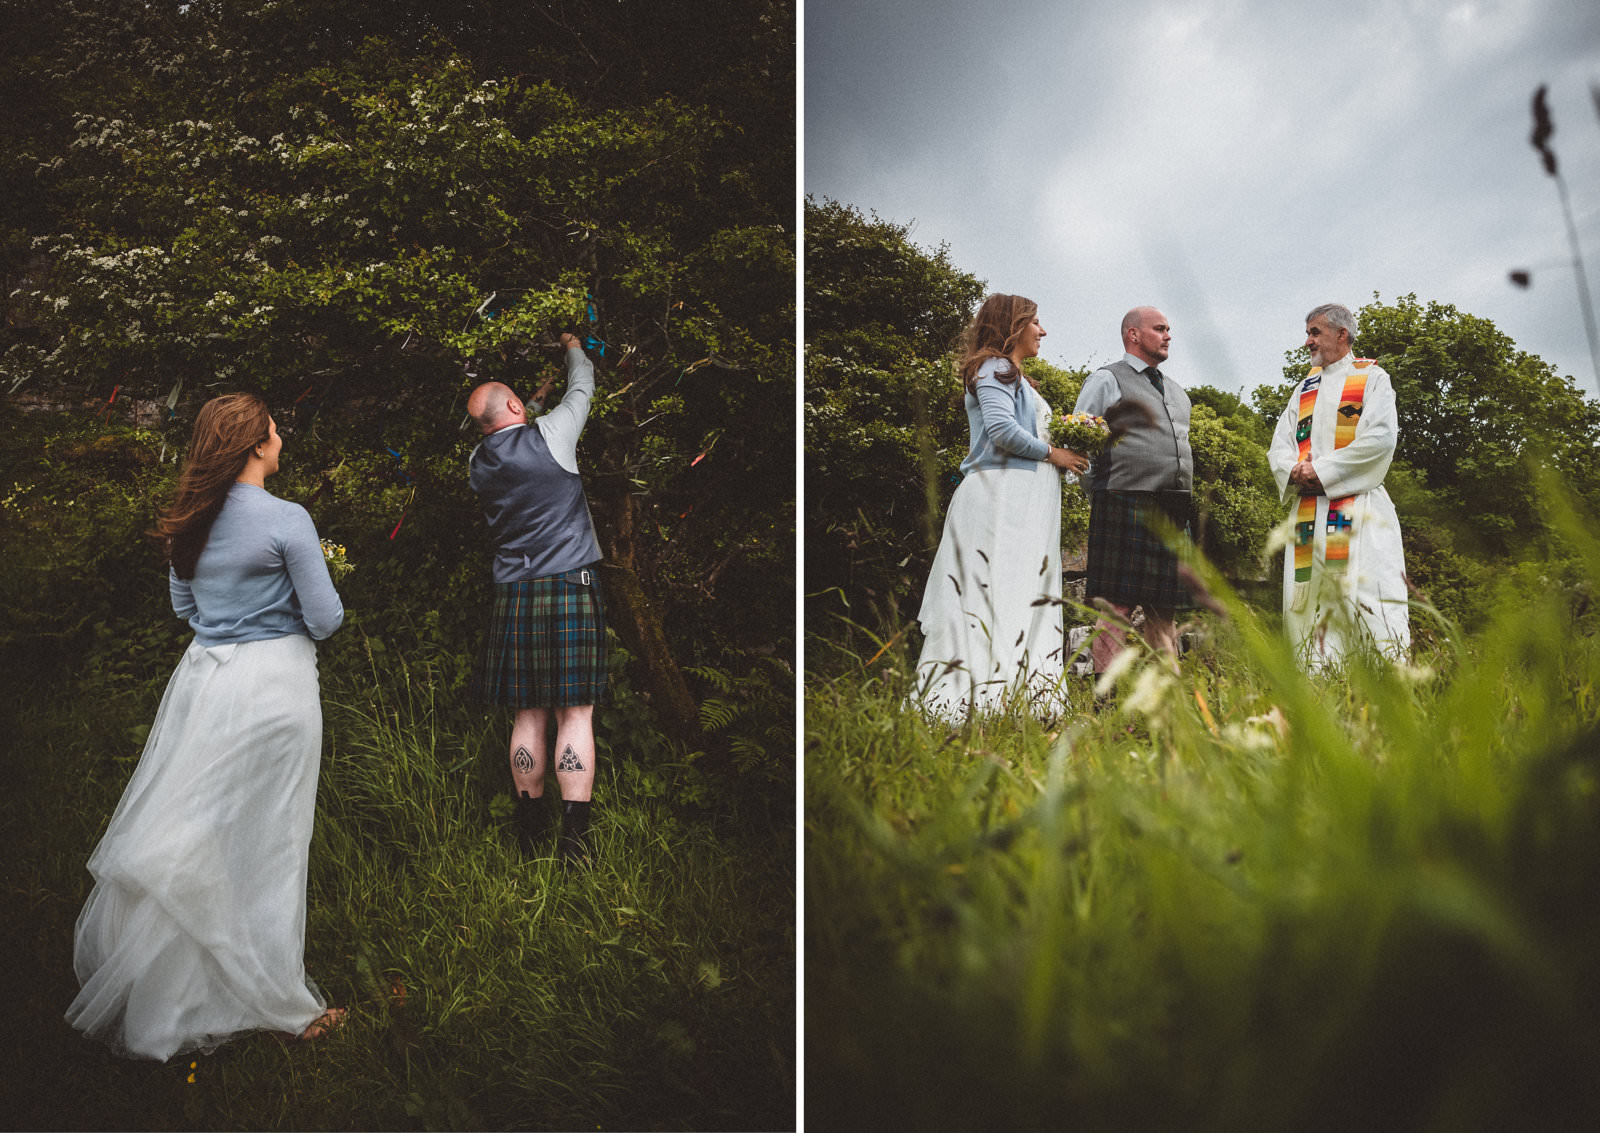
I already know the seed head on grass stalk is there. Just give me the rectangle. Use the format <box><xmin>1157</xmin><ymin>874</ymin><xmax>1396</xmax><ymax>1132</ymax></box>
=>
<box><xmin>1518</xmin><ymin>84</ymin><xmax>1600</xmax><ymax>395</ymax></box>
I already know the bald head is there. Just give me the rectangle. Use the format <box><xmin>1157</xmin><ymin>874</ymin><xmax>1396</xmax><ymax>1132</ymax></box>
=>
<box><xmin>1121</xmin><ymin>306</ymin><xmax>1171</xmax><ymax>367</ymax></box>
<box><xmin>467</xmin><ymin>381</ymin><xmax>525</xmax><ymax>434</ymax></box>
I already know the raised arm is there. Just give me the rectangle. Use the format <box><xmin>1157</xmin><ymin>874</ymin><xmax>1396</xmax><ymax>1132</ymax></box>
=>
<box><xmin>537</xmin><ymin>333</ymin><xmax>596</xmax><ymax>474</ymax></box>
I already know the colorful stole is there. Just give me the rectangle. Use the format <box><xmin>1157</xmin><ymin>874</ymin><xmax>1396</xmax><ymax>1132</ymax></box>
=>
<box><xmin>1293</xmin><ymin>361</ymin><xmax>1372</xmax><ymax>584</ymax></box>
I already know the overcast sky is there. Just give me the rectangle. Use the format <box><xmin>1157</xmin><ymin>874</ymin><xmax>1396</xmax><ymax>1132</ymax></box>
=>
<box><xmin>804</xmin><ymin>0</ymin><xmax>1600</xmax><ymax>402</ymax></box>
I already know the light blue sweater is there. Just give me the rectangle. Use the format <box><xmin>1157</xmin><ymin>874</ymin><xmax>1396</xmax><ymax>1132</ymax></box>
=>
<box><xmin>169</xmin><ymin>482</ymin><xmax>344</xmax><ymax>645</ymax></box>
<box><xmin>958</xmin><ymin>357</ymin><xmax>1051</xmax><ymax>476</ymax></box>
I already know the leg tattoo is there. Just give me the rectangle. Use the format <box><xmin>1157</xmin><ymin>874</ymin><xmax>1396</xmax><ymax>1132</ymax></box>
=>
<box><xmin>556</xmin><ymin>743</ymin><xmax>586</xmax><ymax>773</ymax></box>
<box><xmin>513</xmin><ymin>745</ymin><xmax>536</xmax><ymax>775</ymax></box>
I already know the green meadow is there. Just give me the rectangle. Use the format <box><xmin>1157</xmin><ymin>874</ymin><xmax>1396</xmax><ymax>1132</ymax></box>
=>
<box><xmin>3</xmin><ymin>641</ymin><xmax>793</xmax><ymax>1131</ymax></box>
<box><xmin>806</xmin><ymin>493</ymin><xmax>1600</xmax><ymax>1131</ymax></box>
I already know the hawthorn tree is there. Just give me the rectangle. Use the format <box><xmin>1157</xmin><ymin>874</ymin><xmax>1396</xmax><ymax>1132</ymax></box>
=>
<box><xmin>803</xmin><ymin>196</ymin><xmax>982</xmax><ymax>644</ymax></box>
<box><xmin>1357</xmin><ymin>293</ymin><xmax>1600</xmax><ymax>556</ymax></box>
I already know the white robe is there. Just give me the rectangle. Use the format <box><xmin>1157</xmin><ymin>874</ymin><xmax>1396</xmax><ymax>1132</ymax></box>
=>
<box><xmin>1267</xmin><ymin>354</ymin><xmax>1410</xmax><ymax>670</ymax></box>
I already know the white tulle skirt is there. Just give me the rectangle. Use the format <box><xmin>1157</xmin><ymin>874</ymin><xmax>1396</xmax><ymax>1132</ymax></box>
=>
<box><xmin>66</xmin><ymin>634</ymin><xmax>328</xmax><ymax>1061</ymax></box>
<box><xmin>914</xmin><ymin>463</ymin><xmax>1068</xmax><ymax>719</ymax></box>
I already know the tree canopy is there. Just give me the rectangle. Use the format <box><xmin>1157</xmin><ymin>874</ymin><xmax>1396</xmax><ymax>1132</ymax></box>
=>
<box><xmin>1358</xmin><ymin>293</ymin><xmax>1600</xmax><ymax>556</ymax></box>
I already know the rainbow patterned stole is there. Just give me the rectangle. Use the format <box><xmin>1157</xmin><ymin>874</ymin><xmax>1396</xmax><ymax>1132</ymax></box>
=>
<box><xmin>1293</xmin><ymin>361</ymin><xmax>1372</xmax><ymax>583</ymax></box>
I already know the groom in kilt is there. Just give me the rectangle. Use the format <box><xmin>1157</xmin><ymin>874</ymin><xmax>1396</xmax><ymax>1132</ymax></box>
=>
<box><xmin>1071</xmin><ymin>306</ymin><xmax>1196</xmax><ymax>674</ymax></box>
<box><xmin>467</xmin><ymin>332</ymin><xmax>607</xmax><ymax>863</ymax></box>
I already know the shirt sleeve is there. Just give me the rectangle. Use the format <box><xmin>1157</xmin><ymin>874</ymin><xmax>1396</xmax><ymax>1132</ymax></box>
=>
<box><xmin>280</xmin><ymin>505</ymin><xmax>344</xmax><ymax>640</ymax></box>
<box><xmin>169</xmin><ymin>569</ymin><xmax>197</xmax><ymax>621</ymax></box>
<box><xmin>536</xmin><ymin>345</ymin><xmax>596</xmax><ymax>474</ymax></box>
<box><xmin>973</xmin><ymin>365</ymin><xmax>1050</xmax><ymax>461</ymax></box>
<box><xmin>1072</xmin><ymin>368</ymin><xmax>1119</xmax><ymax>418</ymax></box>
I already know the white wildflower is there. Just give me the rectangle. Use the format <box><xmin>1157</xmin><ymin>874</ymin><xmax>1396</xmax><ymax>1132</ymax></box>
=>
<box><xmin>1393</xmin><ymin>660</ymin><xmax>1436</xmax><ymax>685</ymax></box>
<box><xmin>1122</xmin><ymin>665</ymin><xmax>1175</xmax><ymax>717</ymax></box>
<box><xmin>1222</xmin><ymin>723</ymin><xmax>1279</xmax><ymax>752</ymax></box>
<box><xmin>1092</xmin><ymin>646</ymin><xmax>1140</xmax><ymax>699</ymax></box>
<box><xmin>1262</xmin><ymin>510</ymin><xmax>1298</xmax><ymax>557</ymax></box>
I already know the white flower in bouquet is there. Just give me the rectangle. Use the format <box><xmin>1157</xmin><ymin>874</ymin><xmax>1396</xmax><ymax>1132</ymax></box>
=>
<box><xmin>1049</xmin><ymin>412</ymin><xmax>1112</xmax><ymax>458</ymax></box>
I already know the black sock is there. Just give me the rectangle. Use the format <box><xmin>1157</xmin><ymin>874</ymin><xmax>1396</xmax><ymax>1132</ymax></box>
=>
<box><xmin>560</xmin><ymin>800</ymin><xmax>593</xmax><ymax>861</ymax></box>
<box><xmin>561</xmin><ymin>799</ymin><xmax>591</xmax><ymax>836</ymax></box>
<box><xmin>514</xmin><ymin>791</ymin><xmax>549</xmax><ymax>843</ymax></box>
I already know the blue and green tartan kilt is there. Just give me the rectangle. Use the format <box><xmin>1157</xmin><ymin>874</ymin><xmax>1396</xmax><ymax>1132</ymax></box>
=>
<box><xmin>470</xmin><ymin>570</ymin><xmax>609</xmax><ymax>708</ymax></box>
<box><xmin>1085</xmin><ymin>490</ymin><xmax>1196</xmax><ymax>610</ymax></box>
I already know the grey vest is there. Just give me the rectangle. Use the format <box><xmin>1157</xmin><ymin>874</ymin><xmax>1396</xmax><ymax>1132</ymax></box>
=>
<box><xmin>470</xmin><ymin>425</ymin><xmax>602</xmax><ymax>582</ymax></box>
<box><xmin>1085</xmin><ymin>360</ymin><xmax>1193</xmax><ymax>494</ymax></box>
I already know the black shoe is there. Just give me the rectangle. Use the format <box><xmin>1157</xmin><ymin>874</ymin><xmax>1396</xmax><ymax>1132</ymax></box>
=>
<box><xmin>513</xmin><ymin>792</ymin><xmax>551</xmax><ymax>857</ymax></box>
<box><xmin>559</xmin><ymin>800</ymin><xmax>593</xmax><ymax>865</ymax></box>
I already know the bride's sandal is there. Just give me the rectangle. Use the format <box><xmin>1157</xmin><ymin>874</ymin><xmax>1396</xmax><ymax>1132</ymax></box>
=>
<box><xmin>296</xmin><ymin>1007</ymin><xmax>347</xmax><ymax>1042</ymax></box>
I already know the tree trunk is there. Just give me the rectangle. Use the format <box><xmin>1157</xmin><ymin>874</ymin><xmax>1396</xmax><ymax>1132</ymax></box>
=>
<box><xmin>594</xmin><ymin>489</ymin><xmax>703</xmax><ymax>750</ymax></box>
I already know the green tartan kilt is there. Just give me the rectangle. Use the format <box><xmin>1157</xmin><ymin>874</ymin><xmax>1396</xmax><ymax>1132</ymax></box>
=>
<box><xmin>1085</xmin><ymin>490</ymin><xmax>1196</xmax><ymax>610</ymax></box>
<box><xmin>470</xmin><ymin>571</ymin><xmax>609</xmax><ymax>708</ymax></box>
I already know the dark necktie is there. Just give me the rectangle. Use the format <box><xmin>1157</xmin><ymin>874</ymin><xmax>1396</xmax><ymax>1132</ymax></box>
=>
<box><xmin>1147</xmin><ymin>367</ymin><xmax>1164</xmax><ymax>394</ymax></box>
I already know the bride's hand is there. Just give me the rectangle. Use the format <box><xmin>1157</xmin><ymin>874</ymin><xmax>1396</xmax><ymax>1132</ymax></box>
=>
<box><xmin>1047</xmin><ymin>447</ymin><xmax>1088</xmax><ymax>474</ymax></box>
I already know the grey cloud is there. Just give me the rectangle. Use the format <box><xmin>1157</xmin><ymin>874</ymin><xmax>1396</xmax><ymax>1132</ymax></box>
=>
<box><xmin>807</xmin><ymin>0</ymin><xmax>1600</xmax><ymax>396</ymax></box>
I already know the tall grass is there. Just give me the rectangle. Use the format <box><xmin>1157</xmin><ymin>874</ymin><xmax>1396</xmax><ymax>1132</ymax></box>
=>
<box><xmin>806</xmin><ymin>490</ymin><xmax>1600</xmax><ymax>1131</ymax></box>
<box><xmin>1</xmin><ymin>635</ymin><xmax>793</xmax><ymax>1130</ymax></box>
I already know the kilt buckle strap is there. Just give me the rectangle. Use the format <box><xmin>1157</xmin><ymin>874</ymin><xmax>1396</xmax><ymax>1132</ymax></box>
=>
<box><xmin>562</xmin><ymin>568</ymin><xmax>594</xmax><ymax>586</ymax></box>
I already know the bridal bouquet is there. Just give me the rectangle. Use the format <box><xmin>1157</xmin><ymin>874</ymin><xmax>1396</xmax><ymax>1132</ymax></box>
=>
<box><xmin>320</xmin><ymin>539</ymin><xmax>354</xmax><ymax>581</ymax></box>
<box><xmin>1049</xmin><ymin>412</ymin><xmax>1111</xmax><ymax>458</ymax></box>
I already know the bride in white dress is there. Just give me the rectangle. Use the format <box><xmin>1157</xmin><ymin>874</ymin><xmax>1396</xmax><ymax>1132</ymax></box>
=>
<box><xmin>914</xmin><ymin>294</ymin><xmax>1088</xmax><ymax>719</ymax></box>
<box><xmin>66</xmin><ymin>393</ymin><xmax>347</xmax><ymax>1060</ymax></box>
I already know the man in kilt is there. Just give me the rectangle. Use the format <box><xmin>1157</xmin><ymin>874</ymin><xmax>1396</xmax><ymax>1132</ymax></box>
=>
<box><xmin>1071</xmin><ymin>306</ymin><xmax>1195</xmax><ymax>673</ymax></box>
<box><xmin>466</xmin><ymin>332</ymin><xmax>607</xmax><ymax>862</ymax></box>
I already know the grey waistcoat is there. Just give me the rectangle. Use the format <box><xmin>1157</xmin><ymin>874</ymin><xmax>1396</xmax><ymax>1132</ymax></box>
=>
<box><xmin>1086</xmin><ymin>360</ymin><xmax>1193</xmax><ymax>494</ymax></box>
<box><xmin>470</xmin><ymin>425</ymin><xmax>602</xmax><ymax>582</ymax></box>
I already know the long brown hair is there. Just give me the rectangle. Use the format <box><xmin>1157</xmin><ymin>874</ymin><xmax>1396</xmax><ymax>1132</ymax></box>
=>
<box><xmin>958</xmin><ymin>293</ymin><xmax>1039</xmax><ymax>396</ymax></box>
<box><xmin>154</xmin><ymin>393</ymin><xmax>271</xmax><ymax>579</ymax></box>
